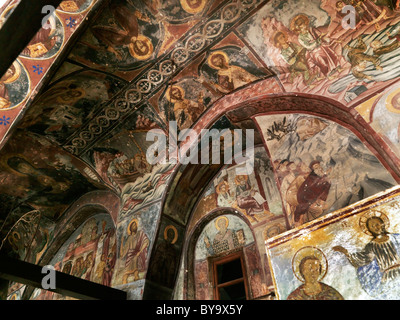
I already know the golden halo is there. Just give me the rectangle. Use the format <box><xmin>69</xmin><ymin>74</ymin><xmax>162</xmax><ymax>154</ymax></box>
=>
<box><xmin>215</xmin><ymin>216</ymin><xmax>229</xmax><ymax>231</ymax></box>
<box><xmin>216</xmin><ymin>180</ymin><xmax>229</xmax><ymax>194</ymax></box>
<box><xmin>0</xmin><ymin>59</ymin><xmax>29</xmax><ymax>111</ymax></box>
<box><xmin>165</xmin><ymin>85</ymin><xmax>185</xmax><ymax>102</ymax></box>
<box><xmin>207</xmin><ymin>51</ymin><xmax>230</xmax><ymax>70</ymax></box>
<box><xmin>164</xmin><ymin>225</ymin><xmax>178</xmax><ymax>244</ymax></box>
<box><xmin>180</xmin><ymin>0</ymin><xmax>206</xmax><ymax>14</ymax></box>
<box><xmin>263</xmin><ymin>224</ymin><xmax>284</xmax><ymax>240</ymax></box>
<box><xmin>290</xmin><ymin>14</ymin><xmax>310</xmax><ymax>32</ymax></box>
<box><xmin>292</xmin><ymin>246</ymin><xmax>327</xmax><ymax>283</ymax></box>
<box><xmin>386</xmin><ymin>87</ymin><xmax>400</xmax><ymax>114</ymax></box>
<box><xmin>10</xmin><ymin>293</ymin><xmax>18</xmax><ymax>300</ymax></box>
<box><xmin>127</xmin><ymin>218</ymin><xmax>139</xmax><ymax>235</ymax></box>
<box><xmin>1</xmin><ymin>153</ymin><xmax>36</xmax><ymax>177</ymax></box>
<box><xmin>234</xmin><ymin>174</ymin><xmax>248</xmax><ymax>185</ymax></box>
<box><xmin>359</xmin><ymin>210</ymin><xmax>390</xmax><ymax>236</ymax></box>
<box><xmin>56</xmin><ymin>87</ymin><xmax>86</xmax><ymax>104</ymax></box>
<box><xmin>272</xmin><ymin>31</ymin><xmax>288</xmax><ymax>48</ymax></box>
<box><xmin>0</xmin><ymin>4</ymin><xmax>16</xmax><ymax>27</ymax></box>
<box><xmin>128</xmin><ymin>35</ymin><xmax>154</xmax><ymax>61</ymax></box>
<box><xmin>3</xmin><ymin>61</ymin><xmax>21</xmax><ymax>84</ymax></box>
<box><xmin>11</xmin><ymin>231</ymin><xmax>21</xmax><ymax>241</ymax></box>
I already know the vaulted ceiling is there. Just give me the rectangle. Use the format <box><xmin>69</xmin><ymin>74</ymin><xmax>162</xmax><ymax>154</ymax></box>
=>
<box><xmin>2</xmin><ymin>0</ymin><xmax>400</xmax><ymax>299</ymax></box>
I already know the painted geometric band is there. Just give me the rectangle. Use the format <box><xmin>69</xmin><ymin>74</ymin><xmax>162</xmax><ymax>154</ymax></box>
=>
<box><xmin>63</xmin><ymin>0</ymin><xmax>261</xmax><ymax>155</ymax></box>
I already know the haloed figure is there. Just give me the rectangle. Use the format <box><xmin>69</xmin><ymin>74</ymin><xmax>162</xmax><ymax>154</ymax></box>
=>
<box><xmin>272</xmin><ymin>31</ymin><xmax>318</xmax><ymax>85</ymax></box>
<box><xmin>207</xmin><ymin>51</ymin><xmax>259</xmax><ymax>94</ymax></box>
<box><xmin>0</xmin><ymin>62</ymin><xmax>21</xmax><ymax>109</ymax></box>
<box><xmin>288</xmin><ymin>247</ymin><xmax>344</xmax><ymax>300</ymax></box>
<box><xmin>289</xmin><ymin>14</ymin><xmax>343</xmax><ymax>79</ymax></box>
<box><xmin>166</xmin><ymin>85</ymin><xmax>204</xmax><ymax>130</ymax></box>
<box><xmin>91</xmin><ymin>3</ymin><xmax>153</xmax><ymax>60</ymax></box>
<box><xmin>120</xmin><ymin>219</ymin><xmax>149</xmax><ymax>284</ymax></box>
<box><xmin>333</xmin><ymin>211</ymin><xmax>400</xmax><ymax>299</ymax></box>
<box><xmin>293</xmin><ymin>160</ymin><xmax>331</xmax><ymax>226</ymax></box>
<box><xmin>180</xmin><ymin>0</ymin><xmax>207</xmax><ymax>14</ymax></box>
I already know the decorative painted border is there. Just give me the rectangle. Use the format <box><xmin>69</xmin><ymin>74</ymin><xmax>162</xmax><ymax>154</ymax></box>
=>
<box><xmin>62</xmin><ymin>0</ymin><xmax>266</xmax><ymax>155</ymax></box>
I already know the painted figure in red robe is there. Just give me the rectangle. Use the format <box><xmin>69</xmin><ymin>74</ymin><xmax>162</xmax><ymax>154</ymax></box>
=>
<box><xmin>294</xmin><ymin>161</ymin><xmax>331</xmax><ymax>226</ymax></box>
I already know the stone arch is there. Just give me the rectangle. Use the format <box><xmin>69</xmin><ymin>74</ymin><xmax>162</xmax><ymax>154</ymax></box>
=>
<box><xmin>182</xmin><ymin>207</ymin><xmax>266</xmax><ymax>300</ymax></box>
<box><xmin>143</xmin><ymin>83</ymin><xmax>400</xmax><ymax>299</ymax></box>
<box><xmin>20</xmin><ymin>190</ymin><xmax>120</xmax><ymax>299</ymax></box>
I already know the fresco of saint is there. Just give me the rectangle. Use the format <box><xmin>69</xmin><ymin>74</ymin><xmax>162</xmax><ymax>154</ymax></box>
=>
<box><xmin>23</xmin><ymin>15</ymin><xmax>59</xmax><ymax>58</ymax></box>
<box><xmin>289</xmin><ymin>14</ymin><xmax>343</xmax><ymax>80</ymax></box>
<box><xmin>149</xmin><ymin>225</ymin><xmax>179</xmax><ymax>288</ymax></box>
<box><xmin>0</xmin><ymin>61</ymin><xmax>21</xmax><ymax>109</ymax></box>
<box><xmin>203</xmin><ymin>216</ymin><xmax>242</xmax><ymax>255</ymax></box>
<box><xmin>272</xmin><ymin>31</ymin><xmax>319</xmax><ymax>86</ymax></box>
<box><xmin>287</xmin><ymin>247</ymin><xmax>344</xmax><ymax>300</ymax></box>
<box><xmin>91</xmin><ymin>2</ymin><xmax>153</xmax><ymax>61</ymax></box>
<box><xmin>216</xmin><ymin>180</ymin><xmax>235</xmax><ymax>207</ymax></box>
<box><xmin>119</xmin><ymin>218</ymin><xmax>150</xmax><ymax>284</ymax></box>
<box><xmin>293</xmin><ymin>160</ymin><xmax>332</xmax><ymax>226</ymax></box>
<box><xmin>206</xmin><ymin>51</ymin><xmax>260</xmax><ymax>94</ymax></box>
<box><xmin>180</xmin><ymin>0</ymin><xmax>207</xmax><ymax>14</ymax></box>
<box><xmin>333</xmin><ymin>210</ymin><xmax>400</xmax><ymax>299</ymax></box>
<box><xmin>235</xmin><ymin>175</ymin><xmax>265</xmax><ymax>221</ymax></box>
<box><xmin>165</xmin><ymin>85</ymin><xmax>205</xmax><ymax>130</ymax></box>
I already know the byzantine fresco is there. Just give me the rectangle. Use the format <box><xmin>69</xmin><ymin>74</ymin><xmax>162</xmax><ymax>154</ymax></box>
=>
<box><xmin>58</xmin><ymin>0</ymin><xmax>95</xmax><ymax>14</ymax></box>
<box><xmin>266</xmin><ymin>186</ymin><xmax>400</xmax><ymax>300</ymax></box>
<box><xmin>0</xmin><ymin>209</ymin><xmax>55</xmax><ymax>265</ymax></box>
<box><xmin>1</xmin><ymin>3</ymin><xmax>64</xmax><ymax>60</ymax></box>
<box><xmin>0</xmin><ymin>131</ymin><xmax>103</xmax><ymax>220</ymax></box>
<box><xmin>3</xmin><ymin>0</ymin><xmax>400</xmax><ymax>301</ymax></box>
<box><xmin>18</xmin><ymin>70</ymin><xmax>126</xmax><ymax>144</ymax></box>
<box><xmin>144</xmin><ymin>0</ymin><xmax>212</xmax><ymax>24</ymax></box>
<box><xmin>168</xmin><ymin>115</ymin><xmax>265</xmax><ymax>227</ymax></box>
<box><xmin>112</xmin><ymin>202</ymin><xmax>160</xmax><ymax>288</ymax></box>
<box><xmin>154</xmin><ymin>43</ymin><xmax>270</xmax><ymax>133</ymax></box>
<box><xmin>181</xmin><ymin>146</ymin><xmax>285</xmax><ymax>299</ymax></box>
<box><xmin>147</xmin><ymin>218</ymin><xmax>185</xmax><ymax>289</ymax></box>
<box><xmin>70</xmin><ymin>0</ymin><xmax>163</xmax><ymax>71</ymax></box>
<box><xmin>256</xmin><ymin>113</ymin><xmax>397</xmax><ymax>228</ymax></box>
<box><xmin>30</xmin><ymin>213</ymin><xmax>117</xmax><ymax>300</ymax></box>
<box><xmin>238</xmin><ymin>0</ymin><xmax>400</xmax><ymax>105</ymax></box>
<box><xmin>163</xmin><ymin>162</ymin><xmax>222</xmax><ymax>226</ymax></box>
<box><xmin>199</xmin><ymin>46</ymin><xmax>267</xmax><ymax>96</ymax></box>
<box><xmin>158</xmin><ymin>77</ymin><xmax>213</xmax><ymax>131</ymax></box>
<box><xmin>0</xmin><ymin>0</ymin><xmax>100</xmax><ymax>148</ymax></box>
<box><xmin>0</xmin><ymin>60</ymin><xmax>30</xmax><ymax>111</ymax></box>
<box><xmin>194</xmin><ymin>214</ymin><xmax>268</xmax><ymax>299</ymax></box>
<box><xmin>362</xmin><ymin>82</ymin><xmax>400</xmax><ymax>160</ymax></box>
<box><xmin>329</xmin><ymin>21</ymin><xmax>400</xmax><ymax>98</ymax></box>
<box><xmin>189</xmin><ymin>145</ymin><xmax>283</xmax><ymax>230</ymax></box>
<box><xmin>6</xmin><ymin>283</ymin><xmax>25</xmax><ymax>300</ymax></box>
<box><xmin>196</xmin><ymin>215</ymin><xmax>253</xmax><ymax>259</ymax></box>
<box><xmin>85</xmin><ymin>106</ymin><xmax>174</xmax><ymax>214</ymax></box>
